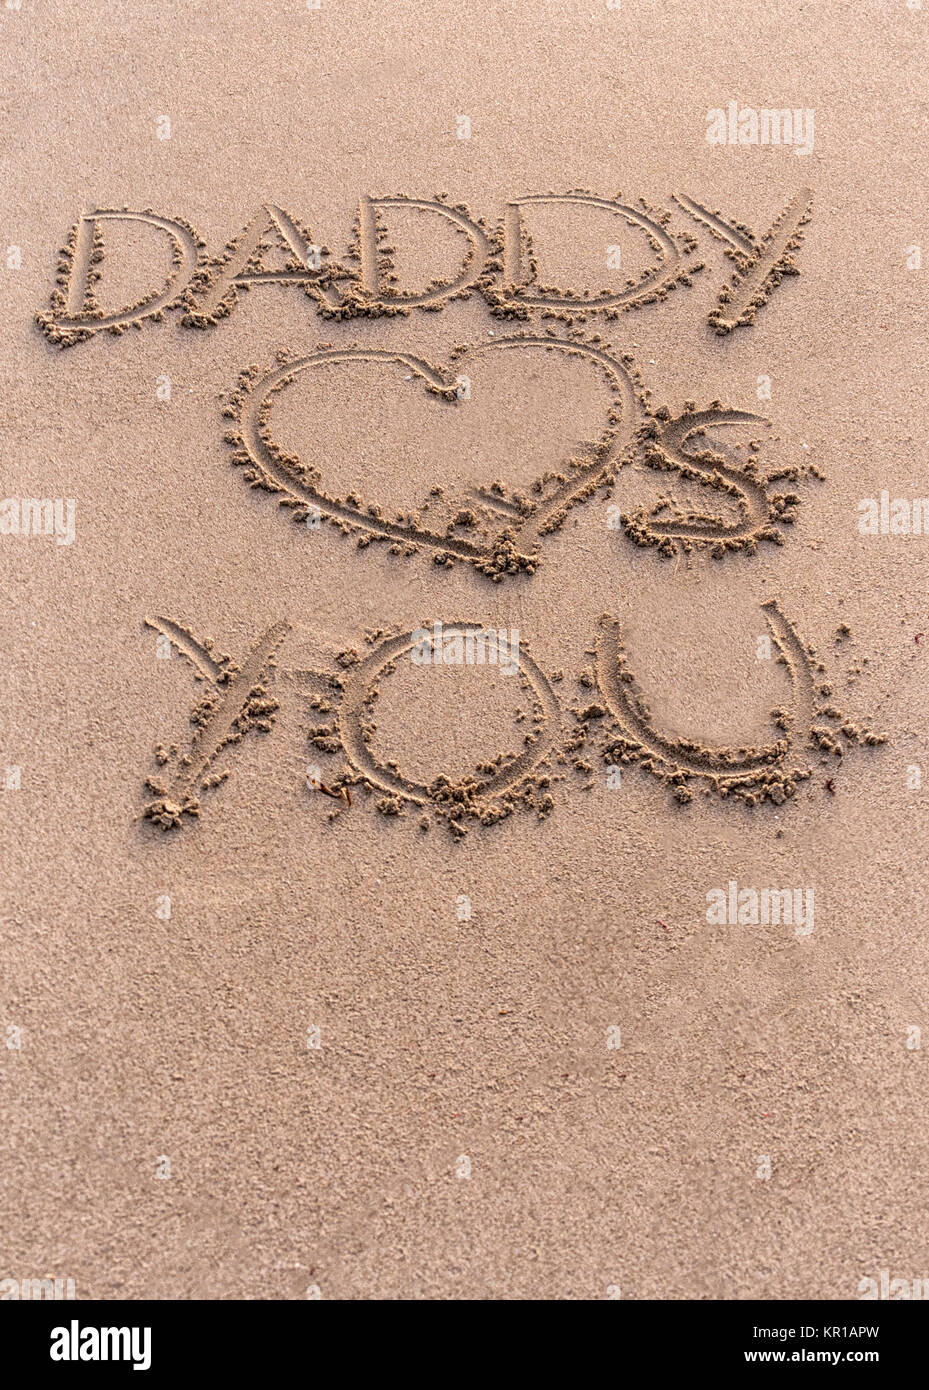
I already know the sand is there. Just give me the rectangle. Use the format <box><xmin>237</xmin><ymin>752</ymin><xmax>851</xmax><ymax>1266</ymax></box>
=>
<box><xmin>1</xmin><ymin>0</ymin><xmax>927</xmax><ymax>1299</ymax></box>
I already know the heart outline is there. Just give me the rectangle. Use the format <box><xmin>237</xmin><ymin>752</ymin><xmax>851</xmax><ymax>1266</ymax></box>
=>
<box><xmin>224</xmin><ymin>333</ymin><xmax>642</xmax><ymax>577</ymax></box>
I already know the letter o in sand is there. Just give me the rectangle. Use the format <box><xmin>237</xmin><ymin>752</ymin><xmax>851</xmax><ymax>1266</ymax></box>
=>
<box><xmin>337</xmin><ymin>624</ymin><xmax>561</xmax><ymax>807</ymax></box>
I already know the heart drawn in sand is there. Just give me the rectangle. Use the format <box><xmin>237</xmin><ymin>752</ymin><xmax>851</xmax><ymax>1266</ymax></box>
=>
<box><xmin>222</xmin><ymin>332</ymin><xmax>797</xmax><ymax>578</ymax></box>
<box><xmin>222</xmin><ymin>333</ymin><xmax>644</xmax><ymax>580</ymax></box>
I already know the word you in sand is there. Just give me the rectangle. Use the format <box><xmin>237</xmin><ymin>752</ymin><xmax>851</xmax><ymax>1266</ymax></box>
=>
<box><xmin>35</xmin><ymin>187</ymin><xmax>812</xmax><ymax>345</ymax></box>
<box><xmin>140</xmin><ymin>607</ymin><xmax>884</xmax><ymax>838</ymax></box>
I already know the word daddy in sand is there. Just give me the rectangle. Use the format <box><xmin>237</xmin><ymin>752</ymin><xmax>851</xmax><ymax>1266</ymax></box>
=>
<box><xmin>35</xmin><ymin>187</ymin><xmax>812</xmax><ymax>346</ymax></box>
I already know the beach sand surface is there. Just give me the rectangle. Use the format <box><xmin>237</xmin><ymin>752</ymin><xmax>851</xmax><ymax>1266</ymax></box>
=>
<box><xmin>1</xmin><ymin>0</ymin><xmax>927</xmax><ymax>1298</ymax></box>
